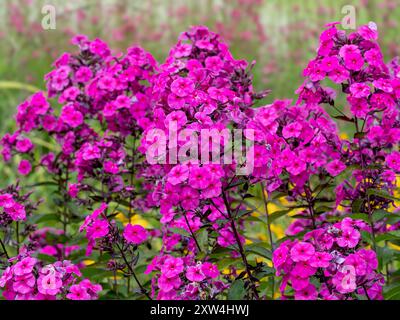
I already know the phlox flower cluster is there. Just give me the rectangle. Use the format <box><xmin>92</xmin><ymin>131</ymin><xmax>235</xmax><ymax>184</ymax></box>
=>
<box><xmin>79</xmin><ymin>203</ymin><xmax>149</xmax><ymax>256</ymax></box>
<box><xmin>0</xmin><ymin>256</ymin><xmax>101</xmax><ymax>300</ymax></box>
<box><xmin>0</xmin><ymin>22</ymin><xmax>398</xmax><ymax>301</ymax></box>
<box><xmin>274</xmin><ymin>218</ymin><xmax>383</xmax><ymax>300</ymax></box>
<box><xmin>294</xmin><ymin>22</ymin><xmax>400</xmax><ymax>234</ymax></box>
<box><xmin>0</xmin><ymin>193</ymin><xmax>26</xmax><ymax>223</ymax></box>
<box><xmin>0</xmin><ymin>35</ymin><xmax>157</xmax><ymax>300</ymax></box>
<box><xmin>248</xmin><ymin>98</ymin><xmax>342</xmax><ymax>193</ymax></box>
<box><xmin>145</xmin><ymin>255</ymin><xmax>223</xmax><ymax>300</ymax></box>
<box><xmin>136</xmin><ymin>26</ymin><xmax>271</xmax><ymax>298</ymax></box>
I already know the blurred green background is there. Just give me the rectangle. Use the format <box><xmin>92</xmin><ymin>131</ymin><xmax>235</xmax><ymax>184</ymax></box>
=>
<box><xmin>1</xmin><ymin>0</ymin><xmax>400</xmax><ymax>184</ymax></box>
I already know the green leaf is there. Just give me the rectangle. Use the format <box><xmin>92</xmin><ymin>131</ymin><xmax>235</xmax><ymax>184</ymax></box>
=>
<box><xmin>385</xmin><ymin>212</ymin><xmax>400</xmax><ymax>224</ymax></box>
<box><xmin>34</xmin><ymin>213</ymin><xmax>60</xmax><ymax>224</ymax></box>
<box><xmin>246</xmin><ymin>216</ymin><xmax>265</xmax><ymax>223</ymax></box>
<box><xmin>367</xmin><ymin>189</ymin><xmax>399</xmax><ymax>201</ymax></box>
<box><xmin>209</xmin><ymin>247</ymin><xmax>232</xmax><ymax>259</ymax></box>
<box><xmin>114</xmin><ymin>199</ymin><xmax>132</xmax><ymax>208</ymax></box>
<box><xmin>52</xmin><ymin>196</ymin><xmax>64</xmax><ymax>206</ymax></box>
<box><xmin>312</xmin><ymin>181</ymin><xmax>333</xmax><ymax>195</ymax></box>
<box><xmin>236</xmin><ymin>209</ymin><xmax>254</xmax><ymax>219</ymax></box>
<box><xmin>393</xmin><ymin>252</ymin><xmax>400</xmax><ymax>262</ymax></box>
<box><xmin>384</xmin><ymin>284</ymin><xmax>400</xmax><ymax>300</ymax></box>
<box><xmin>291</xmin><ymin>214</ymin><xmax>313</xmax><ymax>219</ymax></box>
<box><xmin>271</xmin><ymin>192</ymin><xmax>288</xmax><ymax>200</ymax></box>
<box><xmin>196</xmin><ymin>228</ymin><xmax>208</xmax><ymax>253</ymax></box>
<box><xmin>216</xmin><ymin>258</ymin><xmax>241</xmax><ymax>270</ymax></box>
<box><xmin>246</xmin><ymin>243</ymin><xmax>272</xmax><ymax>260</ymax></box>
<box><xmin>30</xmin><ymin>137</ymin><xmax>59</xmax><ymax>151</ymax></box>
<box><xmin>372</xmin><ymin>210</ymin><xmax>390</xmax><ymax>223</ymax></box>
<box><xmin>228</xmin><ymin>279</ymin><xmax>246</xmax><ymax>300</ymax></box>
<box><xmin>375</xmin><ymin>231</ymin><xmax>400</xmax><ymax>242</ymax></box>
<box><xmin>24</xmin><ymin>181</ymin><xmax>58</xmax><ymax>188</ymax></box>
<box><xmin>348</xmin><ymin>213</ymin><xmax>369</xmax><ymax>222</ymax></box>
<box><xmin>361</xmin><ymin>230</ymin><xmax>373</xmax><ymax>245</ymax></box>
<box><xmin>376</xmin><ymin>246</ymin><xmax>394</xmax><ymax>271</ymax></box>
<box><xmin>334</xmin><ymin>115</ymin><xmax>353</xmax><ymax>123</ymax></box>
<box><xmin>255</xmin><ymin>266</ymin><xmax>274</xmax><ymax>279</ymax></box>
<box><xmin>351</xmin><ymin>199</ymin><xmax>364</xmax><ymax>214</ymax></box>
<box><xmin>169</xmin><ymin>227</ymin><xmax>191</xmax><ymax>237</ymax></box>
<box><xmin>81</xmin><ymin>267</ymin><xmax>114</xmax><ymax>280</ymax></box>
<box><xmin>314</xmin><ymin>205</ymin><xmax>334</xmax><ymax>215</ymax></box>
<box><xmin>36</xmin><ymin>253</ymin><xmax>57</xmax><ymax>263</ymax></box>
<box><xmin>243</xmin><ymin>193</ymin><xmax>254</xmax><ymax>199</ymax></box>
<box><xmin>0</xmin><ymin>81</ymin><xmax>41</xmax><ymax>93</ymax></box>
<box><xmin>269</xmin><ymin>209</ymin><xmax>291</xmax><ymax>222</ymax></box>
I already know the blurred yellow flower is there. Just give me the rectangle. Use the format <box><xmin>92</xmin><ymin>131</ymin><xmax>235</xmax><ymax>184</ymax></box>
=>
<box><xmin>83</xmin><ymin>260</ymin><xmax>95</xmax><ymax>266</ymax></box>
<box><xmin>131</xmin><ymin>214</ymin><xmax>151</xmax><ymax>228</ymax></box>
<box><xmin>115</xmin><ymin>212</ymin><xmax>128</xmax><ymax>225</ymax></box>
<box><xmin>279</xmin><ymin>197</ymin><xmax>289</xmax><ymax>206</ymax></box>
<box><xmin>270</xmin><ymin>224</ymin><xmax>285</xmax><ymax>239</ymax></box>
<box><xmin>257</xmin><ymin>233</ymin><xmax>267</xmax><ymax>241</ymax></box>
<box><xmin>255</xmin><ymin>257</ymin><xmax>268</xmax><ymax>264</ymax></box>
<box><xmin>222</xmin><ymin>269</ymin><xmax>231</xmax><ymax>275</ymax></box>
<box><xmin>389</xmin><ymin>243</ymin><xmax>400</xmax><ymax>251</ymax></box>
<box><xmin>267</xmin><ymin>202</ymin><xmax>280</xmax><ymax>214</ymax></box>
<box><xmin>115</xmin><ymin>212</ymin><xmax>151</xmax><ymax>228</ymax></box>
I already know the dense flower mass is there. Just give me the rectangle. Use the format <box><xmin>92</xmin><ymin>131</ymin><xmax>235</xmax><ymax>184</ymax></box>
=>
<box><xmin>0</xmin><ymin>256</ymin><xmax>101</xmax><ymax>300</ymax></box>
<box><xmin>0</xmin><ymin>193</ymin><xmax>26</xmax><ymax>222</ymax></box>
<box><xmin>248</xmin><ymin>98</ymin><xmax>342</xmax><ymax>193</ymax></box>
<box><xmin>0</xmin><ymin>22</ymin><xmax>399</xmax><ymax>301</ymax></box>
<box><xmin>274</xmin><ymin>218</ymin><xmax>383</xmax><ymax>300</ymax></box>
<box><xmin>145</xmin><ymin>255</ymin><xmax>223</xmax><ymax>300</ymax></box>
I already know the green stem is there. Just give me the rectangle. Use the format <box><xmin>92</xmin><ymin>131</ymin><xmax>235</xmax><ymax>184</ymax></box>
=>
<box><xmin>366</xmin><ymin>194</ymin><xmax>377</xmax><ymax>252</ymax></box>
<box><xmin>115</xmin><ymin>242</ymin><xmax>152</xmax><ymax>300</ymax></box>
<box><xmin>305</xmin><ymin>185</ymin><xmax>317</xmax><ymax>229</ymax></box>
<box><xmin>0</xmin><ymin>237</ymin><xmax>10</xmax><ymax>260</ymax></box>
<box><xmin>259</xmin><ymin>182</ymin><xmax>275</xmax><ymax>299</ymax></box>
<box><xmin>259</xmin><ymin>182</ymin><xmax>275</xmax><ymax>251</ymax></box>
<box><xmin>222</xmin><ymin>191</ymin><xmax>259</xmax><ymax>300</ymax></box>
<box><xmin>183</xmin><ymin>210</ymin><xmax>201</xmax><ymax>252</ymax></box>
<box><xmin>385</xmin><ymin>241</ymin><xmax>390</xmax><ymax>285</ymax></box>
<box><xmin>16</xmin><ymin>222</ymin><xmax>20</xmax><ymax>253</ymax></box>
<box><xmin>128</xmin><ymin>136</ymin><xmax>136</xmax><ymax>224</ymax></box>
